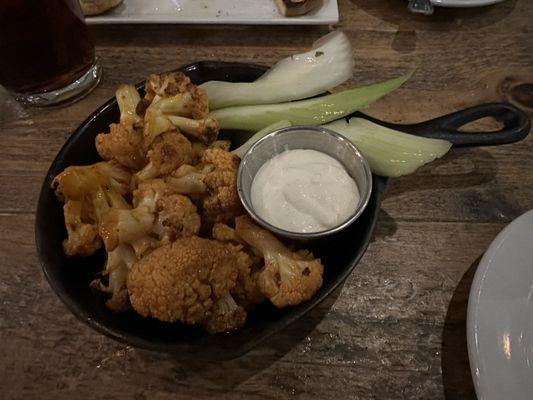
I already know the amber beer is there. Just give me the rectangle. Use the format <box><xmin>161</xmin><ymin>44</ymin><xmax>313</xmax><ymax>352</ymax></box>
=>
<box><xmin>0</xmin><ymin>0</ymin><xmax>101</xmax><ymax>105</ymax></box>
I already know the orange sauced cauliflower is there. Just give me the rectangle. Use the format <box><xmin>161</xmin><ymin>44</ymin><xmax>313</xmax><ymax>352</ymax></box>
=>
<box><xmin>52</xmin><ymin>72</ymin><xmax>324</xmax><ymax>334</ymax></box>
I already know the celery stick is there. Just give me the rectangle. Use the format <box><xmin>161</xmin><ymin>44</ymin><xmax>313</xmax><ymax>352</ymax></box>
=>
<box><xmin>202</xmin><ymin>31</ymin><xmax>354</xmax><ymax>110</ymax></box>
<box><xmin>325</xmin><ymin>118</ymin><xmax>452</xmax><ymax>177</ymax></box>
<box><xmin>232</xmin><ymin>120</ymin><xmax>292</xmax><ymax>158</ymax></box>
<box><xmin>213</xmin><ymin>74</ymin><xmax>410</xmax><ymax>132</ymax></box>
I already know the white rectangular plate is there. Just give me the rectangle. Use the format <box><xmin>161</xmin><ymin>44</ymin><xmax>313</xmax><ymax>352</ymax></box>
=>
<box><xmin>86</xmin><ymin>0</ymin><xmax>339</xmax><ymax>25</ymax></box>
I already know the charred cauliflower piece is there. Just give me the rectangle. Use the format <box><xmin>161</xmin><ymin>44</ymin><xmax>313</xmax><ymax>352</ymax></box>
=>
<box><xmin>212</xmin><ymin>222</ymin><xmax>243</xmax><ymax>244</ymax></box>
<box><xmin>91</xmin><ymin>244</ymin><xmax>138</xmax><ymax>312</ymax></box>
<box><xmin>200</xmin><ymin>148</ymin><xmax>243</xmax><ymax>226</ymax></box>
<box><xmin>96</xmin><ymin>85</ymin><xmax>147</xmax><ymax>170</ymax></box>
<box><xmin>144</xmin><ymin>72</ymin><xmax>192</xmax><ymax>102</ymax></box>
<box><xmin>203</xmin><ymin>291</ymin><xmax>246</xmax><ymax>334</ymax></box>
<box><xmin>132</xmin><ymin>178</ymin><xmax>179</xmax><ymax>210</ymax></box>
<box><xmin>52</xmin><ymin>161</ymin><xmax>132</xmax><ymax>257</ymax></box>
<box><xmin>164</xmin><ymin>148</ymin><xmax>242</xmax><ymax>227</ymax></box>
<box><xmin>235</xmin><ymin>215</ymin><xmax>324</xmax><ymax>308</ymax></box>
<box><xmin>167</xmin><ymin>115</ymin><xmax>219</xmax><ymax>144</ymax></box>
<box><xmin>191</xmin><ymin>140</ymin><xmax>231</xmax><ymax>164</ymax></box>
<box><xmin>152</xmin><ymin>194</ymin><xmax>201</xmax><ymax>244</ymax></box>
<box><xmin>62</xmin><ymin>200</ymin><xmax>101</xmax><ymax>257</ymax></box>
<box><xmin>135</xmin><ymin>131</ymin><xmax>193</xmax><ymax>182</ymax></box>
<box><xmin>212</xmin><ymin>223</ymin><xmax>264</xmax><ymax>310</ymax></box>
<box><xmin>98</xmin><ymin>206</ymin><xmax>155</xmax><ymax>252</ymax></box>
<box><xmin>96</xmin><ymin>123</ymin><xmax>146</xmax><ymax>170</ymax></box>
<box><xmin>143</xmin><ymin>72</ymin><xmax>218</xmax><ymax>145</ymax></box>
<box><xmin>231</xmin><ymin>248</ymin><xmax>264</xmax><ymax>310</ymax></box>
<box><xmin>166</xmin><ymin>164</ymin><xmax>214</xmax><ymax>195</ymax></box>
<box><xmin>127</xmin><ymin>237</ymin><xmax>240</xmax><ymax>325</ymax></box>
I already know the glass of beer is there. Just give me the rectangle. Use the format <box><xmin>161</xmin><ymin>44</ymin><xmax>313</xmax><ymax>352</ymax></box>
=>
<box><xmin>0</xmin><ymin>0</ymin><xmax>102</xmax><ymax>107</ymax></box>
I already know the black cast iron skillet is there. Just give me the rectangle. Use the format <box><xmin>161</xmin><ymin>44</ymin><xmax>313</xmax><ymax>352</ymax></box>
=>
<box><xmin>35</xmin><ymin>62</ymin><xmax>530</xmax><ymax>360</ymax></box>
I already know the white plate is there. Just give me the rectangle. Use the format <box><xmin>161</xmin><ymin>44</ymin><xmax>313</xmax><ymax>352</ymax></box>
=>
<box><xmin>431</xmin><ymin>0</ymin><xmax>506</xmax><ymax>7</ymax></box>
<box><xmin>86</xmin><ymin>0</ymin><xmax>339</xmax><ymax>25</ymax></box>
<box><xmin>467</xmin><ymin>210</ymin><xmax>533</xmax><ymax>400</ymax></box>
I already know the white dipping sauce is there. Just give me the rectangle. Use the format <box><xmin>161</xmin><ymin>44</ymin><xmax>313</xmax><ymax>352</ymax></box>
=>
<box><xmin>250</xmin><ymin>149</ymin><xmax>360</xmax><ymax>233</ymax></box>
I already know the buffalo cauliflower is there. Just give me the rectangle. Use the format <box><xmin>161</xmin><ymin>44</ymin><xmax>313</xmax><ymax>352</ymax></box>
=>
<box><xmin>235</xmin><ymin>215</ymin><xmax>324</xmax><ymax>308</ymax></box>
<box><xmin>96</xmin><ymin>123</ymin><xmax>146</xmax><ymax>170</ymax></box>
<box><xmin>144</xmin><ymin>72</ymin><xmax>193</xmax><ymax>103</ymax></box>
<box><xmin>62</xmin><ymin>200</ymin><xmax>101</xmax><ymax>257</ymax></box>
<box><xmin>95</xmin><ymin>85</ymin><xmax>147</xmax><ymax>170</ymax></box>
<box><xmin>200</xmin><ymin>148</ymin><xmax>242</xmax><ymax>226</ymax></box>
<box><xmin>54</xmin><ymin>72</ymin><xmax>327</xmax><ymax>332</ymax></box>
<box><xmin>98</xmin><ymin>205</ymin><xmax>155</xmax><ymax>252</ymax></box>
<box><xmin>132</xmin><ymin>178</ymin><xmax>178</xmax><ymax>210</ymax></box>
<box><xmin>212</xmin><ymin>222</ymin><xmax>264</xmax><ymax>310</ymax></box>
<box><xmin>135</xmin><ymin>130</ymin><xmax>193</xmax><ymax>182</ymax></box>
<box><xmin>165</xmin><ymin>148</ymin><xmax>242</xmax><ymax>226</ymax></box>
<box><xmin>91</xmin><ymin>244</ymin><xmax>138</xmax><ymax>312</ymax></box>
<box><xmin>52</xmin><ymin>161</ymin><xmax>132</xmax><ymax>256</ymax></box>
<box><xmin>166</xmin><ymin>164</ymin><xmax>214</xmax><ymax>195</ymax></box>
<box><xmin>152</xmin><ymin>194</ymin><xmax>201</xmax><ymax>244</ymax></box>
<box><xmin>127</xmin><ymin>236</ymin><xmax>240</xmax><ymax>325</ymax></box>
<box><xmin>203</xmin><ymin>291</ymin><xmax>246</xmax><ymax>334</ymax></box>
<box><xmin>143</xmin><ymin>72</ymin><xmax>218</xmax><ymax>146</ymax></box>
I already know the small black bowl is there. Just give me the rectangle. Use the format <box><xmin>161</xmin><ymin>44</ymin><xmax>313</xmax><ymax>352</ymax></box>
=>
<box><xmin>35</xmin><ymin>61</ymin><xmax>529</xmax><ymax>360</ymax></box>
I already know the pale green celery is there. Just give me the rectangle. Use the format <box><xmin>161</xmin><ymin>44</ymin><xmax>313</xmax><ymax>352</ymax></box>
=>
<box><xmin>232</xmin><ymin>120</ymin><xmax>292</xmax><ymax>158</ymax></box>
<box><xmin>201</xmin><ymin>31</ymin><xmax>354</xmax><ymax>110</ymax></box>
<box><xmin>212</xmin><ymin>74</ymin><xmax>410</xmax><ymax>132</ymax></box>
<box><xmin>325</xmin><ymin>118</ymin><xmax>452</xmax><ymax>177</ymax></box>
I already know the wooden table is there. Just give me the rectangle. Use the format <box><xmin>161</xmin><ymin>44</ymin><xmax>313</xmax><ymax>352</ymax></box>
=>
<box><xmin>2</xmin><ymin>0</ymin><xmax>532</xmax><ymax>398</ymax></box>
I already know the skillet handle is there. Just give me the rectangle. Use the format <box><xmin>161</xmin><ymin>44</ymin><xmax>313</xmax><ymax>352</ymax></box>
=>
<box><xmin>404</xmin><ymin>103</ymin><xmax>530</xmax><ymax>147</ymax></box>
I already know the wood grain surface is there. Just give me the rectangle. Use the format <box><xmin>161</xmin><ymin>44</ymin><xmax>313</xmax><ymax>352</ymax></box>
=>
<box><xmin>1</xmin><ymin>0</ymin><xmax>532</xmax><ymax>399</ymax></box>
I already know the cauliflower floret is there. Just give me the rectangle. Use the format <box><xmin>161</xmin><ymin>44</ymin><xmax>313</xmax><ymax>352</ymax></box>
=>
<box><xmin>143</xmin><ymin>72</ymin><xmax>217</xmax><ymax>145</ymax></box>
<box><xmin>166</xmin><ymin>115</ymin><xmax>219</xmax><ymax>144</ymax></box>
<box><xmin>212</xmin><ymin>223</ymin><xmax>264</xmax><ymax>310</ymax></box>
<box><xmin>91</xmin><ymin>244</ymin><xmax>138</xmax><ymax>312</ymax></box>
<box><xmin>135</xmin><ymin>130</ymin><xmax>193</xmax><ymax>182</ymax></box>
<box><xmin>200</xmin><ymin>148</ymin><xmax>242</xmax><ymax>226</ymax></box>
<box><xmin>212</xmin><ymin>222</ymin><xmax>243</xmax><ymax>244</ymax></box>
<box><xmin>166</xmin><ymin>164</ymin><xmax>214</xmax><ymax>195</ymax></box>
<box><xmin>62</xmin><ymin>200</ymin><xmax>102</xmax><ymax>257</ymax></box>
<box><xmin>98</xmin><ymin>206</ymin><xmax>155</xmax><ymax>252</ymax></box>
<box><xmin>132</xmin><ymin>178</ymin><xmax>178</xmax><ymax>210</ymax></box>
<box><xmin>96</xmin><ymin>123</ymin><xmax>146</xmax><ymax>170</ymax></box>
<box><xmin>145</xmin><ymin>72</ymin><xmax>208</xmax><ymax>119</ymax></box>
<box><xmin>235</xmin><ymin>215</ymin><xmax>324</xmax><ymax>308</ymax></box>
<box><xmin>232</xmin><ymin>249</ymin><xmax>264</xmax><ymax>310</ymax></box>
<box><xmin>116</xmin><ymin>84</ymin><xmax>143</xmax><ymax>127</ymax></box>
<box><xmin>144</xmin><ymin>72</ymin><xmax>192</xmax><ymax>102</ymax></box>
<box><xmin>52</xmin><ymin>161</ymin><xmax>131</xmax><ymax>204</ymax></box>
<box><xmin>203</xmin><ymin>292</ymin><xmax>246</xmax><ymax>334</ymax></box>
<box><xmin>127</xmin><ymin>237</ymin><xmax>239</xmax><ymax>325</ymax></box>
<box><xmin>202</xmin><ymin>146</ymin><xmax>240</xmax><ymax>171</ymax></box>
<box><xmin>95</xmin><ymin>85</ymin><xmax>147</xmax><ymax>170</ymax></box>
<box><xmin>191</xmin><ymin>140</ymin><xmax>231</xmax><ymax>164</ymax></box>
<box><xmin>164</xmin><ymin>149</ymin><xmax>242</xmax><ymax>226</ymax></box>
<box><xmin>52</xmin><ymin>161</ymin><xmax>132</xmax><ymax>257</ymax></box>
<box><xmin>152</xmin><ymin>194</ymin><xmax>201</xmax><ymax>244</ymax></box>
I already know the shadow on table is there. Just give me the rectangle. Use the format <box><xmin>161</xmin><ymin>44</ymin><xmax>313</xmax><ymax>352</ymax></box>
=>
<box><xmin>440</xmin><ymin>255</ymin><xmax>481</xmax><ymax>400</ymax></box>
<box><xmin>349</xmin><ymin>0</ymin><xmax>517</xmax><ymax>31</ymax></box>
<box><xmin>90</xmin><ymin>24</ymin><xmax>328</xmax><ymax>48</ymax></box>
<box><xmin>385</xmin><ymin>148</ymin><xmax>499</xmax><ymax>199</ymax></box>
<box><xmin>136</xmin><ymin>282</ymin><xmax>343</xmax><ymax>393</ymax></box>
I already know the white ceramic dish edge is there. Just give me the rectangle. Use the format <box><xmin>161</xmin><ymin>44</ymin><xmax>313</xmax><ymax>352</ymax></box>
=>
<box><xmin>86</xmin><ymin>0</ymin><xmax>339</xmax><ymax>25</ymax></box>
<box><xmin>431</xmin><ymin>0</ymin><xmax>505</xmax><ymax>7</ymax></box>
<box><xmin>467</xmin><ymin>209</ymin><xmax>533</xmax><ymax>400</ymax></box>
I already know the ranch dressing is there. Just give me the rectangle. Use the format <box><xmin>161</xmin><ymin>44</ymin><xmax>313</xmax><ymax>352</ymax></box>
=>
<box><xmin>250</xmin><ymin>149</ymin><xmax>360</xmax><ymax>233</ymax></box>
